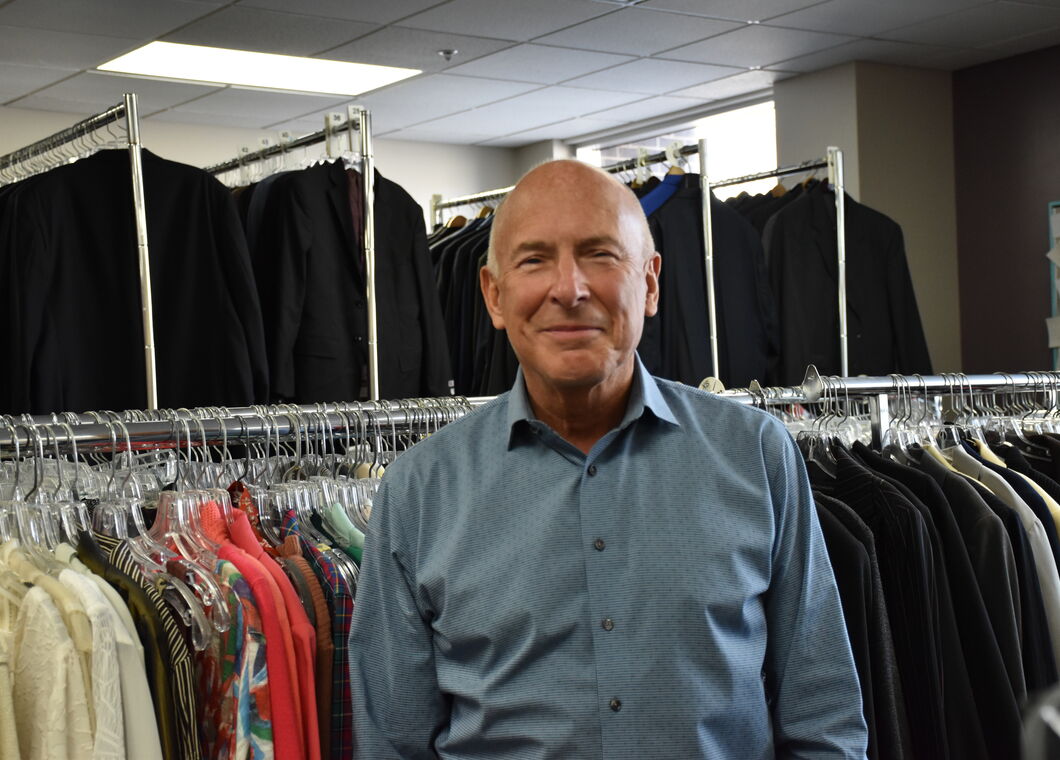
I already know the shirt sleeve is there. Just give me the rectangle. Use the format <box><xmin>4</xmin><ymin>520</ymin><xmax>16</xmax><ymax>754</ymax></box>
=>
<box><xmin>763</xmin><ymin>428</ymin><xmax>869</xmax><ymax>760</ymax></box>
<box><xmin>349</xmin><ymin>475</ymin><xmax>450</xmax><ymax>758</ymax></box>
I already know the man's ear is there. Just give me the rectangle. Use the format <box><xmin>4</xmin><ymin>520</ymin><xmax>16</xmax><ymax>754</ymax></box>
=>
<box><xmin>644</xmin><ymin>252</ymin><xmax>661</xmax><ymax>318</ymax></box>
<box><xmin>480</xmin><ymin>266</ymin><xmax>506</xmax><ymax>330</ymax></box>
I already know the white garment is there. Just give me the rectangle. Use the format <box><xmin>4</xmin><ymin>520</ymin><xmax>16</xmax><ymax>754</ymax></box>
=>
<box><xmin>948</xmin><ymin>445</ymin><xmax>1060</xmax><ymax>666</ymax></box>
<box><xmin>11</xmin><ymin>585</ymin><xmax>93</xmax><ymax>760</ymax></box>
<box><xmin>59</xmin><ymin>570</ymin><xmax>126</xmax><ymax>760</ymax></box>
<box><xmin>0</xmin><ymin>629</ymin><xmax>20</xmax><ymax>760</ymax></box>
<box><xmin>53</xmin><ymin>549</ymin><xmax>162</xmax><ymax>760</ymax></box>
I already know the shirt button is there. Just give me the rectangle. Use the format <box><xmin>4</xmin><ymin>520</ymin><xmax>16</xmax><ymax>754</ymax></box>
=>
<box><xmin>593</xmin><ymin>538</ymin><xmax>606</xmax><ymax>551</ymax></box>
<box><xmin>609</xmin><ymin>698</ymin><xmax>622</xmax><ymax>712</ymax></box>
<box><xmin>602</xmin><ymin>618</ymin><xmax>614</xmax><ymax>631</ymax></box>
<box><xmin>587</xmin><ymin>465</ymin><xmax>597</xmax><ymax>476</ymax></box>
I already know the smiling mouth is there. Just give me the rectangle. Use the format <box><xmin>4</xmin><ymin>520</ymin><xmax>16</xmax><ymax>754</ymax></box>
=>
<box><xmin>542</xmin><ymin>326</ymin><xmax>602</xmax><ymax>340</ymax></box>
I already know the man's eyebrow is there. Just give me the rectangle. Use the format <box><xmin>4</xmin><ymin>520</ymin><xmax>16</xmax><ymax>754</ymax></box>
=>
<box><xmin>575</xmin><ymin>235</ymin><xmax>625</xmax><ymax>251</ymax></box>
<box><xmin>512</xmin><ymin>240</ymin><xmax>555</xmax><ymax>255</ymax></box>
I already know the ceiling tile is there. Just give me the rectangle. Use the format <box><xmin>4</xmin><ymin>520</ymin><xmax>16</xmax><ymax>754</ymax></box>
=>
<box><xmin>475</xmin><ymin>115</ymin><xmax>630</xmax><ymax>146</ymax></box>
<box><xmin>9</xmin><ymin>71</ymin><xmax>222</xmax><ymax>113</ymax></box>
<box><xmin>660</xmin><ymin>24</ymin><xmax>852</xmax><ymax>67</ymax></box>
<box><xmin>766</xmin><ymin>37</ymin><xmax>957</xmax><ymax>72</ymax></box>
<box><xmin>381</xmin><ymin>124</ymin><xmax>498</xmax><ymax>143</ymax></box>
<box><xmin>148</xmin><ymin>109</ymin><xmax>275</xmax><ymax>129</ymax></box>
<box><xmin>164</xmin><ymin>6</ymin><xmax>379</xmax><ymax>56</ymax></box>
<box><xmin>670</xmin><ymin>68</ymin><xmax>792</xmax><ymax>99</ymax></box>
<box><xmin>564</xmin><ymin>58</ymin><xmax>741</xmax><ymax>94</ymax></box>
<box><xmin>0</xmin><ymin>63</ymin><xmax>75</xmax><ymax>104</ymax></box>
<box><xmin>919</xmin><ymin>47</ymin><xmax>1009</xmax><ymax>70</ymax></box>
<box><xmin>579</xmin><ymin>95</ymin><xmax>711</xmax><ymax>122</ymax></box>
<box><xmin>0</xmin><ymin>0</ymin><xmax>217</xmax><ymax>39</ymax></box>
<box><xmin>321</xmin><ymin>26</ymin><xmax>513</xmax><ymax>72</ymax></box>
<box><xmin>981</xmin><ymin>23</ymin><xmax>1060</xmax><ymax>56</ymax></box>
<box><xmin>638</xmin><ymin>0</ymin><xmax>825</xmax><ymax>23</ymax></box>
<box><xmin>237</xmin><ymin>0</ymin><xmax>446</xmax><ymax>25</ymax></box>
<box><xmin>1007</xmin><ymin>0</ymin><xmax>1060</xmax><ymax>7</ymax></box>
<box><xmin>398</xmin><ymin>0</ymin><xmax>612</xmax><ymax>41</ymax></box>
<box><xmin>0</xmin><ymin>25</ymin><xmax>139</xmax><ymax>69</ymax></box>
<box><xmin>352</xmin><ymin>73</ymin><xmax>541</xmax><ymax>131</ymax></box>
<box><xmin>765</xmin><ymin>0</ymin><xmax>978</xmax><ymax>37</ymax></box>
<box><xmin>536</xmin><ymin>8</ymin><xmax>742</xmax><ymax>56</ymax></box>
<box><xmin>878</xmin><ymin>1</ymin><xmax>1060</xmax><ymax>47</ymax></box>
<box><xmin>163</xmin><ymin>87</ymin><xmax>349</xmax><ymax>128</ymax></box>
<box><xmin>422</xmin><ymin>86</ymin><xmax>644</xmax><ymax>135</ymax></box>
<box><xmin>445</xmin><ymin>44</ymin><xmax>633</xmax><ymax>84</ymax></box>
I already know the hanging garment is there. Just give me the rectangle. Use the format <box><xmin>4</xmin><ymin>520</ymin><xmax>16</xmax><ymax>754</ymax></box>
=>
<box><xmin>639</xmin><ymin>176</ymin><xmax>778</xmax><ymax>388</ymax></box>
<box><xmin>852</xmin><ymin>443</ymin><xmax>1024</xmax><ymax>756</ymax></box>
<box><xmin>762</xmin><ymin>184</ymin><xmax>932</xmax><ymax>385</ymax></box>
<box><xmin>250</xmin><ymin>161</ymin><xmax>452</xmax><ymax>402</ymax></box>
<box><xmin>911</xmin><ymin>450</ymin><xmax>1028</xmax><ymax>700</ymax></box>
<box><xmin>814</xmin><ymin>492</ymin><xmax>910</xmax><ymax>760</ymax></box>
<box><xmin>0</xmin><ymin>149</ymin><xmax>269</xmax><ymax>414</ymax></box>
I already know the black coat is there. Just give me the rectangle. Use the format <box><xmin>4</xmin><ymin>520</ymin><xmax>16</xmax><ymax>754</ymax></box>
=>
<box><xmin>252</xmin><ymin>161</ymin><xmax>452</xmax><ymax>402</ymax></box>
<box><xmin>640</xmin><ymin>180</ymin><xmax>778</xmax><ymax>388</ymax></box>
<box><xmin>763</xmin><ymin>185</ymin><xmax>932</xmax><ymax>385</ymax></box>
<box><xmin>0</xmin><ymin>149</ymin><xmax>268</xmax><ymax>414</ymax></box>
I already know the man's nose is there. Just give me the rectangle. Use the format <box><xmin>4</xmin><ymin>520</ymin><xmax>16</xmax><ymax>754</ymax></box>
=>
<box><xmin>549</xmin><ymin>255</ymin><xmax>591</xmax><ymax>307</ymax></box>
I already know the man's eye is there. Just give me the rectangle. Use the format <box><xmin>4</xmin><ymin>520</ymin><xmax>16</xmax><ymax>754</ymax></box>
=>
<box><xmin>519</xmin><ymin>256</ymin><xmax>542</xmax><ymax>266</ymax></box>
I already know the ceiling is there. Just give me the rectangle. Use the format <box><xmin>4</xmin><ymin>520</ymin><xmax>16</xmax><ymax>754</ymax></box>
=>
<box><xmin>1</xmin><ymin>0</ymin><xmax>1058</xmax><ymax>148</ymax></box>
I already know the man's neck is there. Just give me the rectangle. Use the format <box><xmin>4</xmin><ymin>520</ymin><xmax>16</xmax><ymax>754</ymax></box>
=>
<box><xmin>524</xmin><ymin>364</ymin><xmax>635</xmax><ymax>455</ymax></box>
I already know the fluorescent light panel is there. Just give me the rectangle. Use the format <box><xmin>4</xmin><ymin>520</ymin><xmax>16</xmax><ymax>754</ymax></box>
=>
<box><xmin>99</xmin><ymin>41</ymin><xmax>420</xmax><ymax>96</ymax></box>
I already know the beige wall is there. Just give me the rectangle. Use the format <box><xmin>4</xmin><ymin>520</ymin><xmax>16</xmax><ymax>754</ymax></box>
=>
<box><xmin>773</xmin><ymin>62</ymin><xmax>962</xmax><ymax>371</ymax></box>
<box><xmin>0</xmin><ymin>104</ymin><xmax>520</xmax><ymax>227</ymax></box>
<box><xmin>774</xmin><ymin>62</ymin><xmax>860</xmax><ymax>198</ymax></box>
<box><xmin>855</xmin><ymin>63</ymin><xmax>961</xmax><ymax>372</ymax></box>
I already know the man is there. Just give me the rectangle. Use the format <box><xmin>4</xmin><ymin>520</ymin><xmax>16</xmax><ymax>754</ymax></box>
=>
<box><xmin>349</xmin><ymin>160</ymin><xmax>868</xmax><ymax>759</ymax></box>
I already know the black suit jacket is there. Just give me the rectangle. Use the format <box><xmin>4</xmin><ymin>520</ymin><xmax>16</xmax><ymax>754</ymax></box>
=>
<box><xmin>763</xmin><ymin>185</ymin><xmax>932</xmax><ymax>384</ymax></box>
<box><xmin>912</xmin><ymin>451</ymin><xmax>1027</xmax><ymax>701</ymax></box>
<box><xmin>640</xmin><ymin>180</ymin><xmax>778</xmax><ymax>388</ymax></box>
<box><xmin>253</xmin><ymin>161</ymin><xmax>452</xmax><ymax>402</ymax></box>
<box><xmin>0</xmin><ymin>149</ymin><xmax>268</xmax><ymax>414</ymax></box>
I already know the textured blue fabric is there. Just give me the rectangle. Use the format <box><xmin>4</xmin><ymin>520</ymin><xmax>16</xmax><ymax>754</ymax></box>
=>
<box><xmin>349</xmin><ymin>355</ymin><xmax>868</xmax><ymax>759</ymax></box>
<box><xmin>638</xmin><ymin>171</ymin><xmax>683</xmax><ymax>217</ymax></box>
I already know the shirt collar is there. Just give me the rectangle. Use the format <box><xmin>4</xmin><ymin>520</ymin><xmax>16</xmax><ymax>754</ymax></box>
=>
<box><xmin>507</xmin><ymin>353</ymin><xmax>678</xmax><ymax>448</ymax></box>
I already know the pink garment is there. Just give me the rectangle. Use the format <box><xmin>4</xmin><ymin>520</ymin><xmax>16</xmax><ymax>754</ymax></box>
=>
<box><xmin>230</xmin><ymin>508</ymin><xmax>322</xmax><ymax>760</ymax></box>
<box><xmin>201</xmin><ymin>501</ymin><xmax>307</xmax><ymax>760</ymax></box>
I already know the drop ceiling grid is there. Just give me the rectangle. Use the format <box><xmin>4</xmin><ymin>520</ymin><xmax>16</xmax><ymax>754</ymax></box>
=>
<box><xmin>0</xmin><ymin>0</ymin><xmax>1055</xmax><ymax>146</ymax></box>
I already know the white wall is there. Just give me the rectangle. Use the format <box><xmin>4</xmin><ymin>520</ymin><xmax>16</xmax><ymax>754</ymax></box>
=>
<box><xmin>0</xmin><ymin>104</ymin><xmax>520</xmax><ymax>228</ymax></box>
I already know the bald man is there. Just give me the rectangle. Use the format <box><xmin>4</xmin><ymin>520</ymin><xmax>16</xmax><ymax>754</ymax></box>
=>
<box><xmin>349</xmin><ymin>160</ymin><xmax>868</xmax><ymax>759</ymax></box>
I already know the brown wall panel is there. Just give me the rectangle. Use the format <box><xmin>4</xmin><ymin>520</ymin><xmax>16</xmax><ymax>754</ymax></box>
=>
<box><xmin>954</xmin><ymin>44</ymin><xmax>1060</xmax><ymax>372</ymax></box>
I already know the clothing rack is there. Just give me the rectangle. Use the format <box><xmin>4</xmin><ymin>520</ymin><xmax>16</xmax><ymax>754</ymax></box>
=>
<box><xmin>0</xmin><ymin>397</ymin><xmax>489</xmax><ymax>452</ymax></box>
<box><xmin>203</xmin><ymin>105</ymin><xmax>382</xmax><ymax>400</ymax></box>
<box><xmin>0</xmin><ymin>94</ymin><xmax>157</xmax><ymax>409</ymax></box>
<box><xmin>722</xmin><ymin>366</ymin><xmax>1060</xmax><ymax>449</ymax></box>
<box><xmin>702</xmin><ymin>147</ymin><xmax>847</xmax><ymax>376</ymax></box>
<box><xmin>427</xmin><ymin>143</ymin><xmax>701</xmax><ymax>227</ymax></box>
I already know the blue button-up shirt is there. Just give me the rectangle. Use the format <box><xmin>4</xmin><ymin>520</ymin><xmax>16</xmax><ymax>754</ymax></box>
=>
<box><xmin>350</xmin><ymin>357</ymin><xmax>867</xmax><ymax>759</ymax></box>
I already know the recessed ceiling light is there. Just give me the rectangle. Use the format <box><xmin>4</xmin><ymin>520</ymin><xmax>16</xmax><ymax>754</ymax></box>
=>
<box><xmin>98</xmin><ymin>41</ymin><xmax>420</xmax><ymax>96</ymax></box>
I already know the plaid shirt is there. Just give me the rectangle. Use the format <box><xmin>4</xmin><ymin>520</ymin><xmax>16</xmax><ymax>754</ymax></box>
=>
<box><xmin>281</xmin><ymin>510</ymin><xmax>354</xmax><ymax>760</ymax></box>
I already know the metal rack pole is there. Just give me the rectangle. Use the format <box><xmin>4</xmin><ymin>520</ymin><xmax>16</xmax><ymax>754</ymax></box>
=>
<box><xmin>828</xmin><ymin>146</ymin><xmax>849</xmax><ymax>376</ymax></box>
<box><xmin>351</xmin><ymin>105</ymin><xmax>380</xmax><ymax>401</ymax></box>
<box><xmin>698</xmin><ymin>138</ymin><xmax>720</xmax><ymax>381</ymax></box>
<box><xmin>123</xmin><ymin>93</ymin><xmax>158</xmax><ymax>410</ymax></box>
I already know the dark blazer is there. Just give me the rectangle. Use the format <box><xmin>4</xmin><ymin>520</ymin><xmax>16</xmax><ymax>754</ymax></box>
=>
<box><xmin>253</xmin><ymin>161</ymin><xmax>452</xmax><ymax>402</ymax></box>
<box><xmin>640</xmin><ymin>180</ymin><xmax>778</xmax><ymax>388</ymax></box>
<box><xmin>853</xmin><ymin>444</ymin><xmax>1023</xmax><ymax>758</ymax></box>
<box><xmin>912</xmin><ymin>451</ymin><xmax>1026</xmax><ymax>700</ymax></box>
<box><xmin>763</xmin><ymin>185</ymin><xmax>932</xmax><ymax>385</ymax></box>
<box><xmin>0</xmin><ymin>149</ymin><xmax>268</xmax><ymax>414</ymax></box>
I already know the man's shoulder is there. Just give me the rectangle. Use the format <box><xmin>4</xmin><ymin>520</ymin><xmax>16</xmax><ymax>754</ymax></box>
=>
<box><xmin>382</xmin><ymin>394</ymin><xmax>511</xmax><ymax>480</ymax></box>
<box><xmin>653</xmin><ymin>376</ymin><xmax>786</xmax><ymax>437</ymax></box>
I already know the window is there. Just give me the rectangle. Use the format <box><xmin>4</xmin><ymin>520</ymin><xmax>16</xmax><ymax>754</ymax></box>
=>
<box><xmin>576</xmin><ymin>101</ymin><xmax>777</xmax><ymax>200</ymax></box>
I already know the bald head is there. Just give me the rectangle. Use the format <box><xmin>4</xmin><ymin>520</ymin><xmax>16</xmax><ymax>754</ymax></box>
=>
<box><xmin>486</xmin><ymin>159</ymin><xmax>654</xmax><ymax>275</ymax></box>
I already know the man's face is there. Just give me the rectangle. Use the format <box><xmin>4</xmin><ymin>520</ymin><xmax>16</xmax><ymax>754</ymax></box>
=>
<box><xmin>481</xmin><ymin>163</ymin><xmax>661</xmax><ymax>396</ymax></box>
